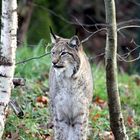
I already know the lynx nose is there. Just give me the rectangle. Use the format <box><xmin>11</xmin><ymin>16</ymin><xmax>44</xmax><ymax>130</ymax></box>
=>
<box><xmin>52</xmin><ymin>61</ymin><xmax>57</xmax><ymax>65</ymax></box>
<box><xmin>52</xmin><ymin>60</ymin><xmax>58</xmax><ymax>65</ymax></box>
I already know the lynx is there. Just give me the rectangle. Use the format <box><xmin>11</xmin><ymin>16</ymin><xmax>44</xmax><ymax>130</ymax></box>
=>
<box><xmin>49</xmin><ymin>29</ymin><xmax>93</xmax><ymax>140</ymax></box>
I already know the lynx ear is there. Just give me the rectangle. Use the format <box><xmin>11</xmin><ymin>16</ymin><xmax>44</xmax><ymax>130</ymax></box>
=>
<box><xmin>49</xmin><ymin>26</ymin><xmax>57</xmax><ymax>44</ymax></box>
<box><xmin>75</xmin><ymin>28</ymin><xmax>78</xmax><ymax>36</ymax></box>
<box><xmin>69</xmin><ymin>35</ymin><xmax>80</xmax><ymax>49</ymax></box>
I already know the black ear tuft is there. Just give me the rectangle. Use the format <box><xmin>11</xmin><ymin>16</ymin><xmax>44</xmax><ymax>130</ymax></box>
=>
<box><xmin>75</xmin><ymin>28</ymin><xmax>78</xmax><ymax>36</ymax></box>
<box><xmin>49</xmin><ymin>26</ymin><xmax>56</xmax><ymax>39</ymax></box>
<box><xmin>49</xmin><ymin>26</ymin><xmax>57</xmax><ymax>43</ymax></box>
<box><xmin>69</xmin><ymin>35</ymin><xmax>80</xmax><ymax>48</ymax></box>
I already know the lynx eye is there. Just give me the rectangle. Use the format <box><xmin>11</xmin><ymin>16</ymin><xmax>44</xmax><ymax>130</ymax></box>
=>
<box><xmin>69</xmin><ymin>44</ymin><xmax>77</xmax><ymax>48</ymax></box>
<box><xmin>51</xmin><ymin>51</ymin><xmax>55</xmax><ymax>55</ymax></box>
<box><xmin>60</xmin><ymin>51</ymin><xmax>67</xmax><ymax>56</ymax></box>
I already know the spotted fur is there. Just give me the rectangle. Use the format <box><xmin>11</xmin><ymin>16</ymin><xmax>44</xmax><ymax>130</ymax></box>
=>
<box><xmin>49</xmin><ymin>34</ymin><xmax>93</xmax><ymax>140</ymax></box>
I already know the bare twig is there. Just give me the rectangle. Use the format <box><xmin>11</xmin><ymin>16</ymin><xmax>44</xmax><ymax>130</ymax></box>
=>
<box><xmin>16</xmin><ymin>52</ymin><xmax>51</xmax><ymax>65</ymax></box>
<box><xmin>86</xmin><ymin>15</ymin><xmax>100</xmax><ymax>30</ymax></box>
<box><xmin>117</xmin><ymin>53</ymin><xmax>140</xmax><ymax>62</ymax></box>
<box><xmin>89</xmin><ymin>53</ymin><xmax>105</xmax><ymax>62</ymax></box>
<box><xmin>117</xmin><ymin>19</ymin><xmax>140</xmax><ymax>31</ymax></box>
<box><xmin>117</xmin><ymin>19</ymin><xmax>140</xmax><ymax>26</ymax></box>
<box><xmin>73</xmin><ymin>17</ymin><xmax>93</xmax><ymax>33</ymax></box>
<box><xmin>117</xmin><ymin>39</ymin><xmax>140</xmax><ymax>62</ymax></box>
<box><xmin>118</xmin><ymin>25</ymin><xmax>140</xmax><ymax>31</ymax></box>
<box><xmin>81</xmin><ymin>28</ymin><xmax>107</xmax><ymax>44</ymax></box>
<box><xmin>128</xmin><ymin>0</ymin><xmax>140</xmax><ymax>6</ymax></box>
<box><xmin>132</xmin><ymin>39</ymin><xmax>140</xmax><ymax>47</ymax></box>
<box><xmin>9</xmin><ymin>100</ymin><xmax>24</xmax><ymax>119</ymax></box>
<box><xmin>119</xmin><ymin>47</ymin><xmax>140</xmax><ymax>59</ymax></box>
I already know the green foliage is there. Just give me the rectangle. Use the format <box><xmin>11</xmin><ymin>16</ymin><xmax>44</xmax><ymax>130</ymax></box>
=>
<box><xmin>27</xmin><ymin>5</ymin><xmax>53</xmax><ymax>43</ymax></box>
<box><xmin>3</xmin><ymin>43</ymin><xmax>140</xmax><ymax>139</ymax></box>
<box><xmin>16</xmin><ymin>39</ymin><xmax>51</xmax><ymax>78</ymax></box>
<box><xmin>27</xmin><ymin>0</ymin><xmax>74</xmax><ymax>44</ymax></box>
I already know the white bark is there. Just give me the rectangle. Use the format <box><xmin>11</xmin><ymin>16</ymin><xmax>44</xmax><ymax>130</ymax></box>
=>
<box><xmin>0</xmin><ymin>0</ymin><xmax>17</xmax><ymax>138</ymax></box>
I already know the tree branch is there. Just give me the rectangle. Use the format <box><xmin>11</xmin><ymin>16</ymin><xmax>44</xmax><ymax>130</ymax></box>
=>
<box><xmin>81</xmin><ymin>28</ymin><xmax>107</xmax><ymax>44</ymax></box>
<box><xmin>9</xmin><ymin>99</ymin><xmax>24</xmax><ymax>119</ymax></box>
<box><xmin>117</xmin><ymin>19</ymin><xmax>140</xmax><ymax>31</ymax></box>
<box><xmin>88</xmin><ymin>53</ymin><xmax>105</xmax><ymax>62</ymax></box>
<box><xmin>117</xmin><ymin>53</ymin><xmax>140</xmax><ymax>62</ymax></box>
<box><xmin>16</xmin><ymin>52</ymin><xmax>51</xmax><ymax>65</ymax></box>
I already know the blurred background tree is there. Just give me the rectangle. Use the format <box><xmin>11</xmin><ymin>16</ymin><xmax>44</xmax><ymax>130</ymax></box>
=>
<box><xmin>0</xmin><ymin>0</ymin><xmax>140</xmax><ymax>74</ymax></box>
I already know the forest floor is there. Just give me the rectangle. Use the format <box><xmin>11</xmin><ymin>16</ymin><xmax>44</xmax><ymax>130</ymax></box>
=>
<box><xmin>3</xmin><ymin>41</ymin><xmax>140</xmax><ymax>140</ymax></box>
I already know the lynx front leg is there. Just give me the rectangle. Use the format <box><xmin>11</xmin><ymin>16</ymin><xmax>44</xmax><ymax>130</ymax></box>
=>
<box><xmin>53</xmin><ymin>119</ymin><xmax>88</xmax><ymax>140</ymax></box>
<box><xmin>53</xmin><ymin>111</ymin><xmax>89</xmax><ymax>140</ymax></box>
<box><xmin>71</xmin><ymin>112</ymin><xmax>89</xmax><ymax>140</ymax></box>
<box><xmin>53</xmin><ymin>119</ymin><xmax>69</xmax><ymax>140</ymax></box>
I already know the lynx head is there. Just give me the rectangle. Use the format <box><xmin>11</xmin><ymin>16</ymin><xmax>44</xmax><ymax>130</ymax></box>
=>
<box><xmin>50</xmin><ymin>28</ymin><xmax>82</xmax><ymax>77</ymax></box>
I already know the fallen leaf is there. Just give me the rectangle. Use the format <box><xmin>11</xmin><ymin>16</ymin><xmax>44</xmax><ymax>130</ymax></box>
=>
<box><xmin>39</xmin><ymin>134</ymin><xmax>53</xmax><ymax>140</ymax></box>
<box><xmin>92</xmin><ymin>113</ymin><xmax>101</xmax><ymax>121</ymax></box>
<box><xmin>127</xmin><ymin>116</ymin><xmax>135</xmax><ymax>127</ymax></box>
<box><xmin>36</xmin><ymin>96</ymin><xmax>48</xmax><ymax>104</ymax></box>
<box><xmin>95</xmin><ymin>96</ymin><xmax>107</xmax><ymax>108</ymax></box>
<box><xmin>5</xmin><ymin>132</ymin><xmax>11</xmax><ymax>139</ymax></box>
<box><xmin>91</xmin><ymin>103</ymin><xmax>102</xmax><ymax>111</ymax></box>
<box><xmin>95</xmin><ymin>96</ymin><xmax>105</xmax><ymax>104</ymax></box>
<box><xmin>99</xmin><ymin>131</ymin><xmax>115</xmax><ymax>140</ymax></box>
<box><xmin>45</xmin><ymin>135</ymin><xmax>52</xmax><ymax>140</ymax></box>
<box><xmin>5</xmin><ymin>130</ymin><xmax>20</xmax><ymax>140</ymax></box>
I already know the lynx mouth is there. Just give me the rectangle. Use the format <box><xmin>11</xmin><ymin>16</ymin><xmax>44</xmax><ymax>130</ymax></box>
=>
<box><xmin>53</xmin><ymin>65</ymin><xmax>64</xmax><ymax>68</ymax></box>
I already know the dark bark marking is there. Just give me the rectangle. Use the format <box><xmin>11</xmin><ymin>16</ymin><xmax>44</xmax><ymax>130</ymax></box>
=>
<box><xmin>0</xmin><ymin>56</ymin><xmax>13</xmax><ymax>66</ymax></box>
<box><xmin>12</xmin><ymin>8</ymin><xmax>18</xmax><ymax>13</ymax></box>
<box><xmin>0</xmin><ymin>73</ymin><xmax>8</xmax><ymax>78</ymax></box>
<box><xmin>11</xmin><ymin>34</ymin><xmax>17</xmax><ymax>37</ymax></box>
<box><xmin>13</xmin><ymin>78</ymin><xmax>26</xmax><ymax>87</ymax></box>
<box><xmin>1</xmin><ymin>90</ymin><xmax>6</xmax><ymax>93</ymax></box>
<box><xmin>0</xmin><ymin>102</ymin><xmax>5</xmax><ymax>106</ymax></box>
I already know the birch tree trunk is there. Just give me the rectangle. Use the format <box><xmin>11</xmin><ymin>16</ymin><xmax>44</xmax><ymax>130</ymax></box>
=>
<box><xmin>0</xmin><ymin>0</ymin><xmax>17</xmax><ymax>138</ymax></box>
<box><xmin>104</xmin><ymin>0</ymin><xmax>128</xmax><ymax>139</ymax></box>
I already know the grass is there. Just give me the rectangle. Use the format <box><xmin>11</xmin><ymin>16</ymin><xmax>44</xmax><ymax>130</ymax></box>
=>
<box><xmin>3</xmin><ymin>42</ymin><xmax>140</xmax><ymax>140</ymax></box>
